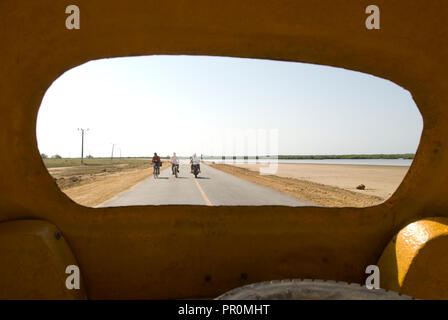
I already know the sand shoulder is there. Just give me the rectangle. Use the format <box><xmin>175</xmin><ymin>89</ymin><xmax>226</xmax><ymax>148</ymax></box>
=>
<box><xmin>207</xmin><ymin>162</ymin><xmax>410</xmax><ymax>207</ymax></box>
<box><xmin>229</xmin><ymin>162</ymin><xmax>410</xmax><ymax>200</ymax></box>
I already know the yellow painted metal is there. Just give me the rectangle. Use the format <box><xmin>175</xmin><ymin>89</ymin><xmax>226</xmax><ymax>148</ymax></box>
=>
<box><xmin>0</xmin><ymin>220</ymin><xmax>87</xmax><ymax>299</ymax></box>
<box><xmin>0</xmin><ymin>0</ymin><xmax>447</xmax><ymax>299</ymax></box>
<box><xmin>378</xmin><ymin>217</ymin><xmax>448</xmax><ymax>300</ymax></box>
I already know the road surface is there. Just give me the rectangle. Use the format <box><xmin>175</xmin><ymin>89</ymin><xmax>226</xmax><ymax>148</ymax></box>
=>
<box><xmin>98</xmin><ymin>162</ymin><xmax>313</xmax><ymax>207</ymax></box>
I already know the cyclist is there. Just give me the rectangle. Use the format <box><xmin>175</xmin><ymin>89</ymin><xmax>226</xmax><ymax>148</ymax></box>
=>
<box><xmin>191</xmin><ymin>153</ymin><xmax>201</xmax><ymax>173</ymax></box>
<box><xmin>171</xmin><ymin>152</ymin><xmax>179</xmax><ymax>175</ymax></box>
<box><xmin>152</xmin><ymin>152</ymin><xmax>161</xmax><ymax>177</ymax></box>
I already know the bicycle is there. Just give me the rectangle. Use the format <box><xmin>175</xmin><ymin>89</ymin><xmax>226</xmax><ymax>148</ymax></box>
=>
<box><xmin>153</xmin><ymin>162</ymin><xmax>161</xmax><ymax>179</ymax></box>
<box><xmin>192</xmin><ymin>163</ymin><xmax>200</xmax><ymax>178</ymax></box>
<box><xmin>172</xmin><ymin>163</ymin><xmax>179</xmax><ymax>178</ymax></box>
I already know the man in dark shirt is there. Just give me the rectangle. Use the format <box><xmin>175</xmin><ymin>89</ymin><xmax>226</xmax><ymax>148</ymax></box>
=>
<box><xmin>152</xmin><ymin>152</ymin><xmax>161</xmax><ymax>165</ymax></box>
<box><xmin>152</xmin><ymin>152</ymin><xmax>161</xmax><ymax>176</ymax></box>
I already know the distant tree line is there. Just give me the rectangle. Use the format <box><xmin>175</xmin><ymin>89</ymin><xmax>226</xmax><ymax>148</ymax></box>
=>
<box><xmin>41</xmin><ymin>153</ymin><xmax>414</xmax><ymax>160</ymax></box>
<box><xmin>203</xmin><ymin>154</ymin><xmax>415</xmax><ymax>160</ymax></box>
<box><xmin>276</xmin><ymin>154</ymin><xmax>415</xmax><ymax>160</ymax></box>
<box><xmin>41</xmin><ymin>153</ymin><xmax>62</xmax><ymax>159</ymax></box>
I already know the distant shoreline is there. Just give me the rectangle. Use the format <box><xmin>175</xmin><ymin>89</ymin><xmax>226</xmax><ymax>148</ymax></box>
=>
<box><xmin>42</xmin><ymin>153</ymin><xmax>415</xmax><ymax>162</ymax></box>
<box><xmin>203</xmin><ymin>154</ymin><xmax>415</xmax><ymax>160</ymax></box>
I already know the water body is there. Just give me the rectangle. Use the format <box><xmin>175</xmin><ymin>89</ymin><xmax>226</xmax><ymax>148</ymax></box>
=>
<box><xmin>203</xmin><ymin>158</ymin><xmax>413</xmax><ymax>167</ymax></box>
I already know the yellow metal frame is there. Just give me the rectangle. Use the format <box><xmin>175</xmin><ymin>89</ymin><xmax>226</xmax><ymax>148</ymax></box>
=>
<box><xmin>0</xmin><ymin>220</ymin><xmax>87</xmax><ymax>299</ymax></box>
<box><xmin>378</xmin><ymin>217</ymin><xmax>448</xmax><ymax>299</ymax></box>
<box><xmin>0</xmin><ymin>0</ymin><xmax>447</xmax><ymax>299</ymax></box>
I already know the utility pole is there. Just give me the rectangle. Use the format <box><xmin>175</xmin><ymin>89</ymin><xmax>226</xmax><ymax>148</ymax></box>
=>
<box><xmin>111</xmin><ymin>143</ymin><xmax>115</xmax><ymax>162</ymax></box>
<box><xmin>78</xmin><ymin>128</ymin><xmax>89</xmax><ymax>164</ymax></box>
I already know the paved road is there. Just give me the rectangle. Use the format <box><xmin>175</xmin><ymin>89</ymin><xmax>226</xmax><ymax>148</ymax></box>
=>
<box><xmin>99</xmin><ymin>162</ymin><xmax>312</xmax><ymax>207</ymax></box>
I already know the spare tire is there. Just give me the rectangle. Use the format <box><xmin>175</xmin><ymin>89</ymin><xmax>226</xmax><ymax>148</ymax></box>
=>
<box><xmin>216</xmin><ymin>279</ymin><xmax>414</xmax><ymax>300</ymax></box>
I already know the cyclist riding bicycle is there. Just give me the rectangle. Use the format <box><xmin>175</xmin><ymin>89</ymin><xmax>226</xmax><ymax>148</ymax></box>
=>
<box><xmin>171</xmin><ymin>152</ymin><xmax>179</xmax><ymax>176</ymax></box>
<box><xmin>191</xmin><ymin>153</ymin><xmax>201</xmax><ymax>173</ymax></box>
<box><xmin>152</xmin><ymin>152</ymin><xmax>161</xmax><ymax>176</ymax></box>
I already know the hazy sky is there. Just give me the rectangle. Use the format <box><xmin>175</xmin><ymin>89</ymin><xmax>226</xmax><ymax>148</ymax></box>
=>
<box><xmin>36</xmin><ymin>55</ymin><xmax>423</xmax><ymax>158</ymax></box>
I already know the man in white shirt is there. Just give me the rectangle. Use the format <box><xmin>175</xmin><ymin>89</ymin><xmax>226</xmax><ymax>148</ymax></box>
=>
<box><xmin>171</xmin><ymin>152</ymin><xmax>179</xmax><ymax>175</ymax></box>
<box><xmin>191</xmin><ymin>153</ymin><xmax>201</xmax><ymax>173</ymax></box>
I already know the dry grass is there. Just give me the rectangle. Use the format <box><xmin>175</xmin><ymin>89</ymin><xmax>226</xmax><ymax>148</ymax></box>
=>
<box><xmin>47</xmin><ymin>160</ymin><xmax>170</xmax><ymax>207</ymax></box>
